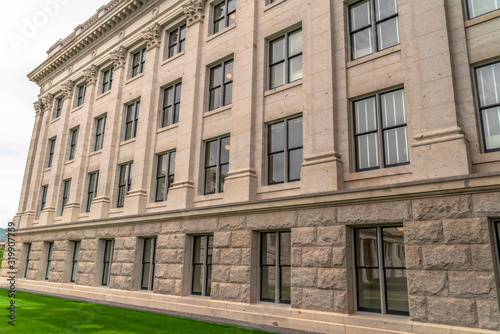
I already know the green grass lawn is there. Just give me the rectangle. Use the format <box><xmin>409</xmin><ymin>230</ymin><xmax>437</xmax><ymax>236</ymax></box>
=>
<box><xmin>0</xmin><ymin>288</ymin><xmax>272</xmax><ymax>334</ymax></box>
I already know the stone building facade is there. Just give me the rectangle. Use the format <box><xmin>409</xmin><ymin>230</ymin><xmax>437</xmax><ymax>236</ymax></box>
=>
<box><xmin>5</xmin><ymin>0</ymin><xmax>500</xmax><ymax>332</ymax></box>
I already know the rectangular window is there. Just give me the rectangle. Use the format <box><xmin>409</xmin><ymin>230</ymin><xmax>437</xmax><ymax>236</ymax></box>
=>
<box><xmin>131</xmin><ymin>48</ymin><xmax>146</xmax><ymax>77</ymax></box>
<box><xmin>102</xmin><ymin>67</ymin><xmax>114</xmax><ymax>93</ymax></box>
<box><xmin>494</xmin><ymin>220</ymin><xmax>500</xmax><ymax>279</ymax></box>
<box><xmin>23</xmin><ymin>243</ymin><xmax>31</xmax><ymax>279</ymax></box>
<box><xmin>141</xmin><ymin>237</ymin><xmax>156</xmax><ymax>290</ymax></box>
<box><xmin>349</xmin><ymin>0</ymin><xmax>400</xmax><ymax>60</ymax></box>
<box><xmin>353</xmin><ymin>88</ymin><xmax>409</xmax><ymax>171</ymax></box>
<box><xmin>268</xmin><ymin>116</ymin><xmax>303</xmax><ymax>184</ymax></box>
<box><xmin>204</xmin><ymin>136</ymin><xmax>230</xmax><ymax>194</ymax></box>
<box><xmin>260</xmin><ymin>231</ymin><xmax>291</xmax><ymax>304</ymax></box>
<box><xmin>167</xmin><ymin>24</ymin><xmax>186</xmax><ymax>58</ymax></box>
<box><xmin>467</xmin><ymin>0</ymin><xmax>500</xmax><ymax>18</ymax></box>
<box><xmin>94</xmin><ymin>115</ymin><xmax>106</xmax><ymax>151</ymax></box>
<box><xmin>102</xmin><ymin>239</ymin><xmax>114</xmax><ymax>286</ymax></box>
<box><xmin>44</xmin><ymin>242</ymin><xmax>54</xmax><ymax>281</ymax></box>
<box><xmin>161</xmin><ymin>83</ymin><xmax>182</xmax><ymax>127</ymax></box>
<box><xmin>68</xmin><ymin>127</ymin><xmax>79</xmax><ymax>160</ymax></box>
<box><xmin>354</xmin><ymin>226</ymin><xmax>408</xmax><ymax>315</ymax></box>
<box><xmin>76</xmin><ymin>83</ymin><xmax>87</xmax><ymax>107</ymax></box>
<box><xmin>117</xmin><ymin>162</ymin><xmax>133</xmax><ymax>208</ymax></box>
<box><xmin>269</xmin><ymin>28</ymin><xmax>302</xmax><ymax>89</ymax></box>
<box><xmin>213</xmin><ymin>0</ymin><xmax>236</xmax><ymax>34</ymax></box>
<box><xmin>70</xmin><ymin>241</ymin><xmax>81</xmax><ymax>283</ymax></box>
<box><xmin>474</xmin><ymin>62</ymin><xmax>500</xmax><ymax>152</ymax></box>
<box><xmin>60</xmin><ymin>179</ymin><xmax>71</xmax><ymax>216</ymax></box>
<box><xmin>47</xmin><ymin>137</ymin><xmax>56</xmax><ymax>168</ymax></box>
<box><xmin>38</xmin><ymin>185</ymin><xmax>48</xmax><ymax>219</ymax></box>
<box><xmin>124</xmin><ymin>101</ymin><xmax>140</xmax><ymax>141</ymax></box>
<box><xmin>191</xmin><ymin>235</ymin><xmax>213</xmax><ymax>296</ymax></box>
<box><xmin>53</xmin><ymin>97</ymin><xmax>63</xmax><ymax>119</ymax></box>
<box><xmin>209</xmin><ymin>59</ymin><xmax>233</xmax><ymax>111</ymax></box>
<box><xmin>155</xmin><ymin>151</ymin><xmax>176</xmax><ymax>202</ymax></box>
<box><xmin>86</xmin><ymin>171</ymin><xmax>99</xmax><ymax>212</ymax></box>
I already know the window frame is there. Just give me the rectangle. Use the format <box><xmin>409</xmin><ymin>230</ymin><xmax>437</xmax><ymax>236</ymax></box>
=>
<box><xmin>60</xmin><ymin>179</ymin><xmax>71</xmax><ymax>216</ymax></box>
<box><xmin>203</xmin><ymin>135</ymin><xmax>230</xmax><ymax>195</ymax></box>
<box><xmin>465</xmin><ymin>0</ymin><xmax>500</xmax><ymax>19</ymax></box>
<box><xmin>268</xmin><ymin>27</ymin><xmax>303</xmax><ymax>90</ymax></box>
<box><xmin>23</xmin><ymin>243</ymin><xmax>31</xmax><ymax>279</ymax></box>
<box><xmin>101</xmin><ymin>239</ymin><xmax>114</xmax><ymax>286</ymax></box>
<box><xmin>212</xmin><ymin>0</ymin><xmax>236</xmax><ymax>35</ymax></box>
<box><xmin>94</xmin><ymin>115</ymin><xmax>107</xmax><ymax>152</ymax></box>
<box><xmin>53</xmin><ymin>96</ymin><xmax>64</xmax><ymax>119</ymax></box>
<box><xmin>166</xmin><ymin>24</ymin><xmax>186</xmax><ymax>59</ymax></box>
<box><xmin>68</xmin><ymin>127</ymin><xmax>79</xmax><ymax>161</ymax></box>
<box><xmin>140</xmin><ymin>237</ymin><xmax>157</xmax><ymax>291</ymax></box>
<box><xmin>44</xmin><ymin>242</ymin><xmax>54</xmax><ymax>281</ymax></box>
<box><xmin>70</xmin><ymin>241</ymin><xmax>81</xmax><ymax>283</ymax></box>
<box><xmin>38</xmin><ymin>185</ymin><xmax>48</xmax><ymax>219</ymax></box>
<box><xmin>155</xmin><ymin>151</ymin><xmax>176</xmax><ymax>202</ymax></box>
<box><xmin>47</xmin><ymin>137</ymin><xmax>56</xmax><ymax>168</ymax></box>
<box><xmin>493</xmin><ymin>220</ymin><xmax>500</xmax><ymax>281</ymax></box>
<box><xmin>161</xmin><ymin>82</ymin><xmax>182</xmax><ymax>128</ymax></box>
<box><xmin>76</xmin><ymin>82</ymin><xmax>87</xmax><ymax>107</ymax></box>
<box><xmin>191</xmin><ymin>234</ymin><xmax>213</xmax><ymax>296</ymax></box>
<box><xmin>117</xmin><ymin>162</ymin><xmax>133</xmax><ymax>208</ymax></box>
<box><xmin>102</xmin><ymin>67</ymin><xmax>114</xmax><ymax>93</ymax></box>
<box><xmin>86</xmin><ymin>171</ymin><xmax>99</xmax><ymax>212</ymax></box>
<box><xmin>124</xmin><ymin>101</ymin><xmax>140</xmax><ymax>141</ymax></box>
<box><xmin>208</xmin><ymin>58</ymin><xmax>233</xmax><ymax>111</ymax></box>
<box><xmin>131</xmin><ymin>48</ymin><xmax>146</xmax><ymax>78</ymax></box>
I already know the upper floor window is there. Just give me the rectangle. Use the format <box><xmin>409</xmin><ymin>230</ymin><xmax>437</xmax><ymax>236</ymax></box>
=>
<box><xmin>213</xmin><ymin>0</ymin><xmax>236</xmax><ymax>34</ymax></box>
<box><xmin>60</xmin><ymin>179</ymin><xmax>71</xmax><ymax>216</ymax></box>
<box><xmin>117</xmin><ymin>162</ymin><xmax>133</xmax><ymax>208</ymax></box>
<box><xmin>124</xmin><ymin>101</ymin><xmax>140</xmax><ymax>141</ymax></box>
<box><xmin>167</xmin><ymin>24</ymin><xmax>186</xmax><ymax>58</ymax></box>
<box><xmin>474</xmin><ymin>61</ymin><xmax>500</xmax><ymax>152</ymax></box>
<box><xmin>209</xmin><ymin>59</ymin><xmax>233</xmax><ymax>111</ymax></box>
<box><xmin>102</xmin><ymin>67</ymin><xmax>114</xmax><ymax>93</ymax></box>
<box><xmin>191</xmin><ymin>235</ymin><xmax>213</xmax><ymax>296</ymax></box>
<box><xmin>260</xmin><ymin>231</ymin><xmax>291</xmax><ymax>304</ymax></box>
<box><xmin>86</xmin><ymin>171</ymin><xmax>99</xmax><ymax>212</ymax></box>
<box><xmin>131</xmin><ymin>48</ymin><xmax>146</xmax><ymax>77</ymax></box>
<box><xmin>76</xmin><ymin>83</ymin><xmax>87</xmax><ymax>107</ymax></box>
<box><xmin>349</xmin><ymin>0</ymin><xmax>400</xmax><ymax>60</ymax></box>
<box><xmin>155</xmin><ymin>151</ymin><xmax>176</xmax><ymax>202</ymax></box>
<box><xmin>467</xmin><ymin>0</ymin><xmax>500</xmax><ymax>19</ymax></box>
<box><xmin>269</xmin><ymin>28</ymin><xmax>302</xmax><ymax>89</ymax></box>
<box><xmin>204</xmin><ymin>136</ymin><xmax>230</xmax><ymax>194</ymax></box>
<box><xmin>141</xmin><ymin>237</ymin><xmax>156</xmax><ymax>291</ymax></box>
<box><xmin>268</xmin><ymin>116</ymin><xmax>303</xmax><ymax>184</ymax></box>
<box><xmin>47</xmin><ymin>137</ymin><xmax>56</xmax><ymax>168</ymax></box>
<box><xmin>353</xmin><ymin>88</ymin><xmax>409</xmax><ymax>171</ymax></box>
<box><xmin>68</xmin><ymin>127</ymin><xmax>79</xmax><ymax>161</ymax></box>
<box><xmin>94</xmin><ymin>115</ymin><xmax>106</xmax><ymax>152</ymax></box>
<box><xmin>53</xmin><ymin>97</ymin><xmax>63</xmax><ymax>119</ymax></box>
<box><xmin>161</xmin><ymin>83</ymin><xmax>181</xmax><ymax>127</ymax></box>
<box><xmin>38</xmin><ymin>185</ymin><xmax>48</xmax><ymax>219</ymax></box>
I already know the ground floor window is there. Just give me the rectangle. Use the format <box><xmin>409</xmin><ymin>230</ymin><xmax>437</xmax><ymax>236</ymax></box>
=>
<box><xmin>23</xmin><ymin>243</ymin><xmax>32</xmax><ymax>278</ymax></box>
<box><xmin>102</xmin><ymin>240</ymin><xmax>114</xmax><ymax>286</ymax></box>
<box><xmin>45</xmin><ymin>242</ymin><xmax>54</xmax><ymax>281</ymax></box>
<box><xmin>494</xmin><ymin>220</ymin><xmax>500</xmax><ymax>278</ymax></box>
<box><xmin>191</xmin><ymin>235</ymin><xmax>213</xmax><ymax>296</ymax></box>
<box><xmin>354</xmin><ymin>226</ymin><xmax>408</xmax><ymax>315</ymax></box>
<box><xmin>70</xmin><ymin>241</ymin><xmax>81</xmax><ymax>283</ymax></box>
<box><xmin>260</xmin><ymin>231</ymin><xmax>291</xmax><ymax>304</ymax></box>
<box><xmin>141</xmin><ymin>238</ymin><xmax>156</xmax><ymax>291</ymax></box>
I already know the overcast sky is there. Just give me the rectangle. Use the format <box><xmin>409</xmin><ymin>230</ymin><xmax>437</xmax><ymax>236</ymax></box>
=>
<box><xmin>0</xmin><ymin>0</ymin><xmax>109</xmax><ymax>228</ymax></box>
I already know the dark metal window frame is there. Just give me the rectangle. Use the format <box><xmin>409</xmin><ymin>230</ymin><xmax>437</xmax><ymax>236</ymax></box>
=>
<box><xmin>23</xmin><ymin>243</ymin><xmax>31</xmax><ymax>279</ymax></box>
<box><xmin>54</xmin><ymin>96</ymin><xmax>64</xmax><ymax>119</ymax></box>
<box><xmin>68</xmin><ymin>127</ymin><xmax>79</xmax><ymax>160</ymax></box>
<box><xmin>44</xmin><ymin>242</ymin><xmax>54</xmax><ymax>281</ymax></box>
<box><xmin>60</xmin><ymin>179</ymin><xmax>71</xmax><ymax>216</ymax></box>
<box><xmin>493</xmin><ymin>220</ymin><xmax>500</xmax><ymax>282</ymax></box>
<box><xmin>191</xmin><ymin>234</ymin><xmax>213</xmax><ymax>296</ymax></box>
<box><xmin>94</xmin><ymin>115</ymin><xmax>107</xmax><ymax>151</ymax></box>
<box><xmin>208</xmin><ymin>59</ymin><xmax>233</xmax><ymax>111</ymax></box>
<box><xmin>140</xmin><ymin>237</ymin><xmax>157</xmax><ymax>291</ymax></box>
<box><xmin>131</xmin><ymin>48</ymin><xmax>146</xmax><ymax>77</ymax></box>
<box><xmin>268</xmin><ymin>28</ymin><xmax>303</xmax><ymax>90</ymax></box>
<box><xmin>76</xmin><ymin>83</ymin><xmax>87</xmax><ymax>107</ymax></box>
<box><xmin>124</xmin><ymin>101</ymin><xmax>140</xmax><ymax>141</ymax></box>
<box><xmin>167</xmin><ymin>24</ymin><xmax>186</xmax><ymax>58</ymax></box>
<box><xmin>86</xmin><ymin>171</ymin><xmax>99</xmax><ymax>212</ymax></box>
<box><xmin>161</xmin><ymin>82</ymin><xmax>182</xmax><ymax>127</ymax></box>
<box><xmin>465</xmin><ymin>0</ymin><xmax>500</xmax><ymax>19</ymax></box>
<box><xmin>101</xmin><ymin>239</ymin><xmax>114</xmax><ymax>286</ymax></box>
<box><xmin>203</xmin><ymin>136</ymin><xmax>230</xmax><ymax>195</ymax></box>
<box><xmin>155</xmin><ymin>151</ymin><xmax>176</xmax><ymax>202</ymax></box>
<box><xmin>38</xmin><ymin>185</ymin><xmax>48</xmax><ymax>219</ymax></box>
<box><xmin>212</xmin><ymin>0</ymin><xmax>236</xmax><ymax>34</ymax></box>
<box><xmin>117</xmin><ymin>162</ymin><xmax>133</xmax><ymax>208</ymax></box>
<box><xmin>70</xmin><ymin>241</ymin><xmax>81</xmax><ymax>283</ymax></box>
<box><xmin>348</xmin><ymin>0</ymin><xmax>400</xmax><ymax>60</ymax></box>
<box><xmin>47</xmin><ymin>137</ymin><xmax>56</xmax><ymax>168</ymax></box>
<box><xmin>102</xmin><ymin>67</ymin><xmax>114</xmax><ymax>93</ymax></box>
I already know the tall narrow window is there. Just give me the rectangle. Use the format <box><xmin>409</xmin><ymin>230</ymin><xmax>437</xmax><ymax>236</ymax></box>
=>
<box><xmin>191</xmin><ymin>235</ymin><xmax>213</xmax><ymax>296</ymax></box>
<box><xmin>467</xmin><ymin>0</ymin><xmax>500</xmax><ymax>19</ymax></box>
<box><xmin>268</xmin><ymin>116</ymin><xmax>303</xmax><ymax>184</ymax></box>
<box><xmin>76</xmin><ymin>83</ymin><xmax>86</xmax><ymax>107</ymax></box>
<box><xmin>354</xmin><ymin>226</ymin><xmax>408</xmax><ymax>315</ymax></box>
<box><xmin>204</xmin><ymin>136</ymin><xmax>230</xmax><ymax>194</ymax></box>
<box><xmin>102</xmin><ymin>239</ymin><xmax>114</xmax><ymax>286</ymax></box>
<box><xmin>167</xmin><ymin>25</ymin><xmax>186</xmax><ymax>58</ymax></box>
<box><xmin>60</xmin><ymin>179</ymin><xmax>71</xmax><ymax>216</ymax></box>
<box><xmin>475</xmin><ymin>62</ymin><xmax>500</xmax><ymax>152</ymax></box>
<box><xmin>68</xmin><ymin>127</ymin><xmax>79</xmax><ymax>160</ymax></box>
<box><xmin>86</xmin><ymin>171</ymin><xmax>99</xmax><ymax>212</ymax></box>
<box><xmin>94</xmin><ymin>115</ymin><xmax>106</xmax><ymax>151</ymax></box>
<box><xmin>260</xmin><ymin>231</ymin><xmax>291</xmax><ymax>304</ymax></box>
<box><xmin>38</xmin><ymin>185</ymin><xmax>48</xmax><ymax>219</ymax></box>
<box><xmin>117</xmin><ymin>162</ymin><xmax>133</xmax><ymax>208</ymax></box>
<box><xmin>161</xmin><ymin>83</ymin><xmax>182</xmax><ymax>127</ymax></box>
<box><xmin>47</xmin><ymin>137</ymin><xmax>56</xmax><ymax>168</ymax></box>
<box><xmin>124</xmin><ymin>101</ymin><xmax>140</xmax><ymax>141</ymax></box>
<box><xmin>209</xmin><ymin>59</ymin><xmax>233</xmax><ymax>111</ymax></box>
<box><xmin>53</xmin><ymin>97</ymin><xmax>63</xmax><ymax>119</ymax></box>
<box><xmin>494</xmin><ymin>220</ymin><xmax>500</xmax><ymax>279</ymax></box>
<box><xmin>70</xmin><ymin>241</ymin><xmax>81</xmax><ymax>283</ymax></box>
<box><xmin>212</xmin><ymin>0</ymin><xmax>236</xmax><ymax>34</ymax></box>
<box><xmin>269</xmin><ymin>28</ymin><xmax>302</xmax><ymax>89</ymax></box>
<box><xmin>102</xmin><ymin>67</ymin><xmax>114</xmax><ymax>93</ymax></box>
<box><xmin>141</xmin><ymin>237</ymin><xmax>156</xmax><ymax>290</ymax></box>
<box><xmin>349</xmin><ymin>0</ymin><xmax>400</xmax><ymax>60</ymax></box>
<box><xmin>23</xmin><ymin>243</ymin><xmax>31</xmax><ymax>279</ymax></box>
<box><xmin>44</xmin><ymin>242</ymin><xmax>54</xmax><ymax>281</ymax></box>
<box><xmin>131</xmin><ymin>48</ymin><xmax>146</xmax><ymax>77</ymax></box>
<box><xmin>353</xmin><ymin>89</ymin><xmax>409</xmax><ymax>171</ymax></box>
<box><xmin>155</xmin><ymin>151</ymin><xmax>176</xmax><ymax>202</ymax></box>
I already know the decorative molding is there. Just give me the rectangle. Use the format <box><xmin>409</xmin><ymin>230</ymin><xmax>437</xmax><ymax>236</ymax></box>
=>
<box><xmin>142</xmin><ymin>22</ymin><xmax>162</xmax><ymax>50</ymax></box>
<box><xmin>412</xmin><ymin>126</ymin><xmax>466</xmax><ymax>147</ymax></box>
<box><xmin>302</xmin><ymin>151</ymin><xmax>342</xmax><ymax>167</ymax></box>
<box><xmin>61</xmin><ymin>80</ymin><xmax>75</xmax><ymax>100</ymax></box>
<box><xmin>83</xmin><ymin>65</ymin><xmax>99</xmax><ymax>85</ymax></box>
<box><xmin>41</xmin><ymin>94</ymin><xmax>55</xmax><ymax>114</ymax></box>
<box><xmin>183</xmin><ymin>0</ymin><xmax>206</xmax><ymax>26</ymax></box>
<box><xmin>34</xmin><ymin>99</ymin><xmax>44</xmax><ymax>116</ymax></box>
<box><xmin>110</xmin><ymin>46</ymin><xmax>127</xmax><ymax>68</ymax></box>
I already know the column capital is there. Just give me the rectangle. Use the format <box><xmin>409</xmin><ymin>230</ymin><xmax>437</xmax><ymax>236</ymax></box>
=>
<box><xmin>41</xmin><ymin>93</ymin><xmax>54</xmax><ymax>114</ymax></box>
<box><xmin>110</xmin><ymin>46</ymin><xmax>127</xmax><ymax>69</ymax></box>
<box><xmin>83</xmin><ymin>65</ymin><xmax>98</xmax><ymax>86</ymax></box>
<box><xmin>142</xmin><ymin>23</ymin><xmax>162</xmax><ymax>50</ymax></box>
<box><xmin>61</xmin><ymin>80</ymin><xmax>75</xmax><ymax>100</ymax></box>
<box><xmin>183</xmin><ymin>0</ymin><xmax>206</xmax><ymax>26</ymax></box>
<box><xmin>33</xmin><ymin>99</ymin><xmax>44</xmax><ymax>116</ymax></box>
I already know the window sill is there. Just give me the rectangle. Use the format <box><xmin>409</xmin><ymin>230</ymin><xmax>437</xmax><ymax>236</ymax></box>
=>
<box><xmin>96</xmin><ymin>90</ymin><xmax>112</xmax><ymax>101</ymax></box>
<box><xmin>465</xmin><ymin>9</ymin><xmax>500</xmax><ymax>27</ymax></box>
<box><xmin>65</xmin><ymin>159</ymin><xmax>75</xmax><ymax>165</ymax></box>
<box><xmin>120</xmin><ymin>138</ymin><xmax>136</xmax><ymax>146</ymax></box>
<box><xmin>194</xmin><ymin>193</ymin><xmax>224</xmax><ymax>203</ymax></box>
<box><xmin>347</xmin><ymin>44</ymin><xmax>401</xmax><ymax>68</ymax></box>
<box><xmin>257</xmin><ymin>181</ymin><xmax>300</xmax><ymax>194</ymax></box>
<box><xmin>89</xmin><ymin>150</ymin><xmax>102</xmax><ymax>157</ymax></box>
<box><xmin>108</xmin><ymin>208</ymin><xmax>124</xmax><ymax>216</ymax></box>
<box><xmin>157</xmin><ymin>123</ymin><xmax>179</xmax><ymax>134</ymax></box>
<box><xmin>205</xmin><ymin>104</ymin><xmax>232</xmax><ymax>117</ymax></box>
<box><xmin>43</xmin><ymin>167</ymin><xmax>51</xmax><ymax>173</ymax></box>
<box><xmin>161</xmin><ymin>51</ymin><xmax>185</xmax><ymax>66</ymax></box>
<box><xmin>50</xmin><ymin>117</ymin><xmax>61</xmax><ymax>124</ymax></box>
<box><xmin>207</xmin><ymin>23</ymin><xmax>236</xmax><ymax>43</ymax></box>
<box><xmin>71</xmin><ymin>105</ymin><xmax>84</xmax><ymax>113</ymax></box>
<box><xmin>264</xmin><ymin>0</ymin><xmax>287</xmax><ymax>12</ymax></box>
<box><xmin>472</xmin><ymin>150</ymin><xmax>500</xmax><ymax>165</ymax></box>
<box><xmin>344</xmin><ymin>164</ymin><xmax>411</xmax><ymax>182</ymax></box>
<box><xmin>264</xmin><ymin>79</ymin><xmax>303</xmax><ymax>97</ymax></box>
<box><xmin>125</xmin><ymin>73</ymin><xmax>144</xmax><ymax>85</ymax></box>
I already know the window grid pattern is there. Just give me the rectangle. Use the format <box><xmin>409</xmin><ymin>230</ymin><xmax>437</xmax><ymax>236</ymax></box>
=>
<box><xmin>117</xmin><ymin>162</ymin><xmax>133</xmax><ymax>208</ymax></box>
<box><xmin>94</xmin><ymin>116</ymin><xmax>106</xmax><ymax>151</ymax></box>
<box><xmin>209</xmin><ymin>59</ymin><xmax>233</xmax><ymax>111</ymax></box>
<box><xmin>156</xmin><ymin>151</ymin><xmax>176</xmax><ymax>202</ymax></box>
<box><xmin>191</xmin><ymin>235</ymin><xmax>213</xmax><ymax>296</ymax></box>
<box><xmin>102</xmin><ymin>239</ymin><xmax>114</xmax><ymax>286</ymax></box>
<box><xmin>68</xmin><ymin>128</ymin><xmax>78</xmax><ymax>160</ymax></box>
<box><xmin>132</xmin><ymin>48</ymin><xmax>146</xmax><ymax>77</ymax></box>
<box><xmin>124</xmin><ymin>101</ymin><xmax>140</xmax><ymax>141</ymax></box>
<box><xmin>260</xmin><ymin>231</ymin><xmax>291</xmax><ymax>304</ymax></box>
<box><xmin>54</xmin><ymin>97</ymin><xmax>63</xmax><ymax>118</ymax></box>
<box><xmin>102</xmin><ymin>67</ymin><xmax>114</xmax><ymax>93</ymax></box>
<box><xmin>60</xmin><ymin>179</ymin><xmax>71</xmax><ymax>216</ymax></box>
<box><xmin>76</xmin><ymin>83</ymin><xmax>87</xmax><ymax>107</ymax></box>
<box><xmin>70</xmin><ymin>241</ymin><xmax>81</xmax><ymax>283</ymax></box>
<box><xmin>47</xmin><ymin>138</ymin><xmax>56</xmax><ymax>168</ymax></box>
<box><xmin>44</xmin><ymin>242</ymin><xmax>54</xmax><ymax>281</ymax></box>
<box><xmin>141</xmin><ymin>237</ymin><xmax>156</xmax><ymax>290</ymax></box>
<box><xmin>168</xmin><ymin>25</ymin><xmax>186</xmax><ymax>58</ymax></box>
<box><xmin>204</xmin><ymin>136</ymin><xmax>230</xmax><ymax>194</ymax></box>
<box><xmin>23</xmin><ymin>243</ymin><xmax>31</xmax><ymax>279</ymax></box>
<box><xmin>86</xmin><ymin>171</ymin><xmax>99</xmax><ymax>212</ymax></box>
<box><xmin>475</xmin><ymin>62</ymin><xmax>500</xmax><ymax>152</ymax></box>
<box><xmin>467</xmin><ymin>0</ymin><xmax>500</xmax><ymax>19</ymax></box>
<box><xmin>269</xmin><ymin>28</ymin><xmax>302</xmax><ymax>89</ymax></box>
<box><xmin>162</xmin><ymin>83</ymin><xmax>182</xmax><ymax>127</ymax></box>
<box><xmin>213</xmin><ymin>0</ymin><xmax>236</xmax><ymax>34</ymax></box>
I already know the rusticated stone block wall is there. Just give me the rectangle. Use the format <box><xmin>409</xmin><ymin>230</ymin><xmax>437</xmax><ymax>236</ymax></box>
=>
<box><xmin>155</xmin><ymin>233</ymin><xmax>186</xmax><ymax>296</ymax></box>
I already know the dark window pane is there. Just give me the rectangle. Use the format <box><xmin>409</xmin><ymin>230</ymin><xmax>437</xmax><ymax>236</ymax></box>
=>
<box><xmin>356</xmin><ymin>228</ymin><xmax>378</xmax><ymax>267</ymax></box>
<box><xmin>289</xmin><ymin>55</ymin><xmax>303</xmax><ymax>82</ymax></box>
<box><xmin>270</xmin><ymin>63</ymin><xmax>285</xmax><ymax>89</ymax></box>
<box><xmin>280</xmin><ymin>232</ymin><xmax>291</xmax><ymax>266</ymax></box>
<box><xmin>381</xmin><ymin>90</ymin><xmax>406</xmax><ymax>128</ymax></box>
<box><xmin>260</xmin><ymin>266</ymin><xmax>276</xmax><ymax>300</ymax></box>
<box><xmin>357</xmin><ymin>268</ymin><xmax>381</xmax><ymax>312</ymax></box>
<box><xmin>383</xmin><ymin>127</ymin><xmax>409</xmax><ymax>166</ymax></box>
<box><xmin>377</xmin><ymin>17</ymin><xmax>400</xmax><ymax>50</ymax></box>
<box><xmin>269</xmin><ymin>122</ymin><xmax>284</xmax><ymax>153</ymax></box>
<box><xmin>352</xmin><ymin>28</ymin><xmax>373</xmax><ymax>59</ymax></box>
<box><xmin>228</xmin><ymin>0</ymin><xmax>236</xmax><ymax>12</ymax></box>
<box><xmin>194</xmin><ymin>236</ymin><xmax>205</xmax><ymax>263</ymax></box>
<box><xmin>192</xmin><ymin>265</ymin><xmax>203</xmax><ymax>294</ymax></box>
<box><xmin>468</xmin><ymin>0</ymin><xmax>500</xmax><ymax>18</ymax></box>
<box><xmin>141</xmin><ymin>263</ymin><xmax>151</xmax><ymax>289</ymax></box>
<box><xmin>376</xmin><ymin>0</ymin><xmax>398</xmax><ymax>21</ymax></box>
<box><xmin>214</xmin><ymin>2</ymin><xmax>225</xmax><ymax>20</ymax></box>
<box><xmin>385</xmin><ymin>269</ymin><xmax>409</xmax><ymax>314</ymax></box>
<box><xmin>143</xmin><ymin>238</ymin><xmax>152</xmax><ymax>262</ymax></box>
<box><xmin>269</xmin><ymin>153</ymin><xmax>285</xmax><ymax>184</ymax></box>
<box><xmin>288</xmin><ymin>148</ymin><xmax>303</xmax><ymax>181</ymax></box>
<box><xmin>210</xmin><ymin>87</ymin><xmax>222</xmax><ymax>110</ymax></box>
<box><xmin>271</xmin><ymin>37</ymin><xmax>285</xmax><ymax>63</ymax></box>
<box><xmin>357</xmin><ymin>133</ymin><xmax>380</xmax><ymax>170</ymax></box>
<box><xmin>169</xmin><ymin>152</ymin><xmax>176</xmax><ymax>175</ymax></box>
<box><xmin>220</xmin><ymin>137</ymin><xmax>230</xmax><ymax>164</ymax></box>
<box><xmin>156</xmin><ymin>179</ymin><xmax>166</xmax><ymax>202</ymax></box>
<box><xmin>280</xmin><ymin>266</ymin><xmax>291</xmax><ymax>303</ymax></box>
<box><xmin>206</xmin><ymin>141</ymin><xmax>218</xmax><ymax>166</ymax></box>
<box><xmin>220</xmin><ymin>164</ymin><xmax>229</xmax><ymax>192</ymax></box>
<box><xmin>351</xmin><ymin>1</ymin><xmax>371</xmax><ymax>31</ymax></box>
<box><xmin>382</xmin><ymin>227</ymin><xmax>406</xmax><ymax>267</ymax></box>
<box><xmin>482</xmin><ymin>106</ymin><xmax>500</xmax><ymax>151</ymax></box>
<box><xmin>206</xmin><ymin>264</ymin><xmax>212</xmax><ymax>296</ymax></box>
<box><xmin>205</xmin><ymin>167</ymin><xmax>217</xmax><ymax>194</ymax></box>
<box><xmin>288</xmin><ymin>117</ymin><xmax>303</xmax><ymax>149</ymax></box>
<box><xmin>355</xmin><ymin>97</ymin><xmax>377</xmax><ymax>134</ymax></box>
<box><xmin>224</xmin><ymin>60</ymin><xmax>233</xmax><ymax>83</ymax></box>
<box><xmin>224</xmin><ymin>83</ymin><xmax>233</xmax><ymax>106</ymax></box>
<box><xmin>288</xmin><ymin>30</ymin><xmax>302</xmax><ymax>56</ymax></box>
<box><xmin>261</xmin><ymin>233</ymin><xmax>276</xmax><ymax>265</ymax></box>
